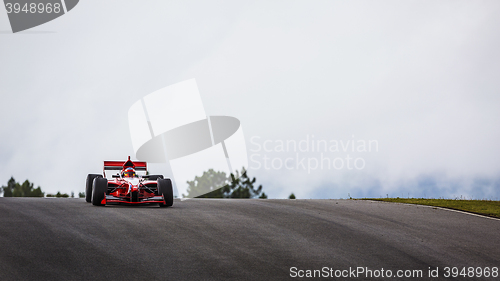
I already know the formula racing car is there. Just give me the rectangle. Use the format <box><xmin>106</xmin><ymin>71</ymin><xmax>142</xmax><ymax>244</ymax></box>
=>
<box><xmin>85</xmin><ymin>156</ymin><xmax>173</xmax><ymax>207</ymax></box>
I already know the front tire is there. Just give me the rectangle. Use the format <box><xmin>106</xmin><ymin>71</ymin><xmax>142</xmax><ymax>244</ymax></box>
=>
<box><xmin>92</xmin><ymin>177</ymin><xmax>108</xmax><ymax>206</ymax></box>
<box><xmin>148</xmin><ymin>175</ymin><xmax>164</xmax><ymax>181</ymax></box>
<box><xmin>86</xmin><ymin>174</ymin><xmax>102</xmax><ymax>203</ymax></box>
<box><xmin>158</xmin><ymin>179</ymin><xmax>173</xmax><ymax>207</ymax></box>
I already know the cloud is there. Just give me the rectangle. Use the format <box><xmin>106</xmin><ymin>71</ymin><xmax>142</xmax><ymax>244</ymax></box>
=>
<box><xmin>1</xmin><ymin>1</ymin><xmax>499</xmax><ymax>198</ymax></box>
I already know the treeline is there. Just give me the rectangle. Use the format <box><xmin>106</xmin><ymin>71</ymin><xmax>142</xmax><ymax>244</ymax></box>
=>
<box><xmin>1</xmin><ymin>177</ymin><xmax>44</xmax><ymax>197</ymax></box>
<box><xmin>184</xmin><ymin>168</ymin><xmax>268</xmax><ymax>198</ymax></box>
<box><xmin>46</xmin><ymin>192</ymin><xmax>85</xmax><ymax>198</ymax></box>
<box><xmin>184</xmin><ymin>168</ymin><xmax>299</xmax><ymax>199</ymax></box>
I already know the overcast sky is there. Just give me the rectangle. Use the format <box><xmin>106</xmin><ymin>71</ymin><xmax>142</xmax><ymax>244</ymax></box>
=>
<box><xmin>1</xmin><ymin>0</ymin><xmax>499</xmax><ymax>199</ymax></box>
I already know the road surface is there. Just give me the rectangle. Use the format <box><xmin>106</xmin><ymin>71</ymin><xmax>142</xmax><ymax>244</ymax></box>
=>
<box><xmin>0</xmin><ymin>198</ymin><xmax>498</xmax><ymax>280</ymax></box>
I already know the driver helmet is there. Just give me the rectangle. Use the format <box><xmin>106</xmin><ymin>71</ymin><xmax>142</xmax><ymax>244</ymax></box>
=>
<box><xmin>122</xmin><ymin>167</ymin><xmax>136</xmax><ymax>178</ymax></box>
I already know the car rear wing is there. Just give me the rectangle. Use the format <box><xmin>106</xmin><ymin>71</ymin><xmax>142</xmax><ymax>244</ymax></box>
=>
<box><xmin>103</xmin><ymin>161</ymin><xmax>147</xmax><ymax>171</ymax></box>
<box><xmin>103</xmin><ymin>156</ymin><xmax>147</xmax><ymax>177</ymax></box>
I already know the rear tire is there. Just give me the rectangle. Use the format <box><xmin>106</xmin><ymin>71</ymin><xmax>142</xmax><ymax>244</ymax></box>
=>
<box><xmin>92</xmin><ymin>177</ymin><xmax>108</xmax><ymax>206</ymax></box>
<box><xmin>148</xmin><ymin>175</ymin><xmax>164</xmax><ymax>181</ymax></box>
<box><xmin>86</xmin><ymin>174</ymin><xmax>102</xmax><ymax>203</ymax></box>
<box><xmin>158</xmin><ymin>179</ymin><xmax>173</xmax><ymax>207</ymax></box>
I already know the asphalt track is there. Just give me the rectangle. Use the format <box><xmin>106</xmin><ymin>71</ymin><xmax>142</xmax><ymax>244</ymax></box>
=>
<box><xmin>0</xmin><ymin>198</ymin><xmax>499</xmax><ymax>280</ymax></box>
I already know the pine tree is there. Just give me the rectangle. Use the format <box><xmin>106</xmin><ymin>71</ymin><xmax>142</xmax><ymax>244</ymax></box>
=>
<box><xmin>1</xmin><ymin>177</ymin><xmax>44</xmax><ymax>197</ymax></box>
<box><xmin>184</xmin><ymin>169</ymin><xmax>228</xmax><ymax>198</ymax></box>
<box><xmin>224</xmin><ymin>170</ymin><xmax>264</xmax><ymax>198</ymax></box>
<box><xmin>184</xmin><ymin>168</ymin><xmax>266</xmax><ymax>199</ymax></box>
<box><xmin>1</xmin><ymin>177</ymin><xmax>16</xmax><ymax>197</ymax></box>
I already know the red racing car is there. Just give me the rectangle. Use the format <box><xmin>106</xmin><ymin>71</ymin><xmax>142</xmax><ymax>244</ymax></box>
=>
<box><xmin>85</xmin><ymin>156</ymin><xmax>173</xmax><ymax>207</ymax></box>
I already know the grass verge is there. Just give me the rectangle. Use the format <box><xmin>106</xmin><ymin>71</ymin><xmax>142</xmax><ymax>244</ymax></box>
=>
<box><xmin>362</xmin><ymin>198</ymin><xmax>500</xmax><ymax>218</ymax></box>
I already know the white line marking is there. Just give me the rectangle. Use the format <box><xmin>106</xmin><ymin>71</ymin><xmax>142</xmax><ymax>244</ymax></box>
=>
<box><xmin>431</xmin><ymin>205</ymin><xmax>500</xmax><ymax>221</ymax></box>
<box><xmin>370</xmin><ymin>200</ymin><xmax>500</xmax><ymax>221</ymax></box>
